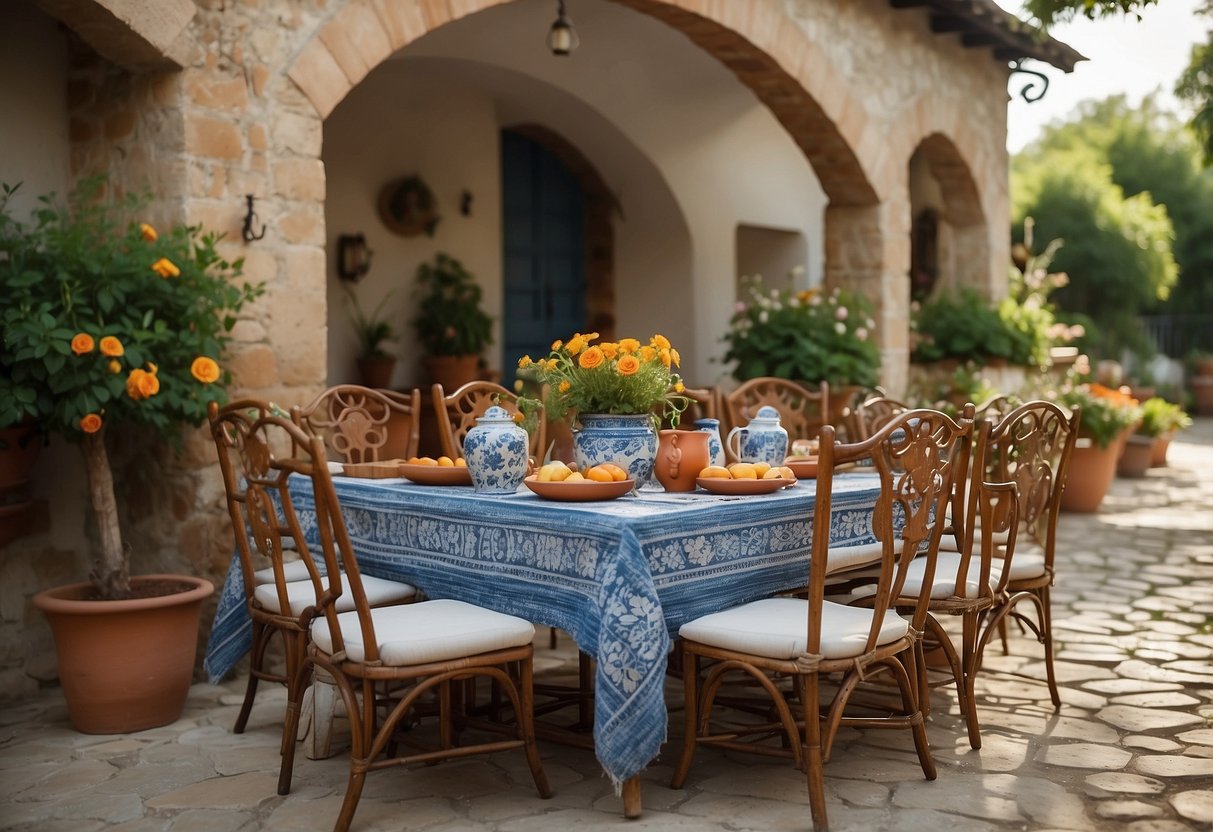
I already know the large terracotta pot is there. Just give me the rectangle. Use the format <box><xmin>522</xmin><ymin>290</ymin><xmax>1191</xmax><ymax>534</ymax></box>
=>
<box><xmin>1117</xmin><ymin>434</ymin><xmax>1154</xmax><ymax>479</ymax></box>
<box><xmin>654</xmin><ymin>430</ymin><xmax>711</xmax><ymax>492</ymax></box>
<box><xmin>356</xmin><ymin>356</ymin><xmax>397</xmax><ymax>389</ymax></box>
<box><xmin>424</xmin><ymin>354</ymin><xmax>480</xmax><ymax>392</ymax></box>
<box><xmin>1191</xmin><ymin>377</ymin><xmax>1213</xmax><ymax>416</ymax></box>
<box><xmin>1060</xmin><ymin>439</ymin><xmax>1119</xmax><ymax>513</ymax></box>
<box><xmin>33</xmin><ymin>575</ymin><xmax>214</xmax><ymax>734</ymax></box>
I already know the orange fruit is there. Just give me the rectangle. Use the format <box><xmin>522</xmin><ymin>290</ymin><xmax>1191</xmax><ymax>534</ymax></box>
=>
<box><xmin>586</xmin><ymin>465</ymin><xmax>615</xmax><ymax>483</ymax></box>
<box><xmin>753</xmin><ymin>462</ymin><xmax>772</xmax><ymax>477</ymax></box>
<box><xmin>762</xmin><ymin>467</ymin><xmax>785</xmax><ymax>479</ymax></box>
<box><xmin>778</xmin><ymin>466</ymin><xmax>795</xmax><ymax>480</ymax></box>
<box><xmin>699</xmin><ymin>465</ymin><xmax>732</xmax><ymax>479</ymax></box>
<box><xmin>454</xmin><ymin>458</ymin><xmax>467</xmax><ymax>467</ymax></box>
<box><xmin>601</xmin><ymin>462</ymin><xmax>628</xmax><ymax>482</ymax></box>
<box><xmin>407</xmin><ymin>457</ymin><xmax>420</xmax><ymax>464</ymax></box>
<box><xmin>728</xmin><ymin>462</ymin><xmax>758</xmax><ymax>479</ymax></box>
<box><xmin>416</xmin><ymin>457</ymin><xmax>438</xmax><ymax>466</ymax></box>
<box><xmin>437</xmin><ymin>456</ymin><xmax>454</xmax><ymax>467</ymax></box>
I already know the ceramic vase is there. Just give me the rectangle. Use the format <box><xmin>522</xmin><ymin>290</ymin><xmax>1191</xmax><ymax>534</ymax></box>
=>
<box><xmin>654</xmin><ymin>430</ymin><xmax>711</xmax><ymax>492</ymax></box>
<box><xmin>463</xmin><ymin>405</ymin><xmax>529</xmax><ymax>493</ymax></box>
<box><xmin>1116</xmin><ymin>434</ymin><xmax>1154</xmax><ymax>479</ymax></box>
<box><xmin>573</xmin><ymin>413</ymin><xmax>658</xmax><ymax>484</ymax></box>
<box><xmin>693</xmin><ymin>418</ymin><xmax>726</xmax><ymax>468</ymax></box>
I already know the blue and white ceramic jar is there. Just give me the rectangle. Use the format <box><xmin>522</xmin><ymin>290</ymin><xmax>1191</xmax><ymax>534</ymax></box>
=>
<box><xmin>725</xmin><ymin>405</ymin><xmax>788</xmax><ymax>465</ymax></box>
<box><xmin>573</xmin><ymin>413</ymin><xmax>658</xmax><ymax>484</ymax></box>
<box><xmin>694</xmin><ymin>418</ymin><xmax>726</xmax><ymax>468</ymax></box>
<box><xmin>463</xmin><ymin>405</ymin><xmax>529</xmax><ymax>494</ymax></box>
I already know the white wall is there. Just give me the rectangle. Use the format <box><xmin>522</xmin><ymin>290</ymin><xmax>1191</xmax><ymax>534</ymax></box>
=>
<box><xmin>325</xmin><ymin>0</ymin><xmax>829</xmax><ymax>388</ymax></box>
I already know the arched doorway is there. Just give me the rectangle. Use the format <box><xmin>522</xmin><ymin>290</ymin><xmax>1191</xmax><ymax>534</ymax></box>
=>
<box><xmin>908</xmin><ymin>133</ymin><xmax>988</xmax><ymax>299</ymax></box>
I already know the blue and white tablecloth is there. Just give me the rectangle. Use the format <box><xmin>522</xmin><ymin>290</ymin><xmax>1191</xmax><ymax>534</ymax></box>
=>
<box><xmin>205</xmin><ymin>473</ymin><xmax>881</xmax><ymax>786</ymax></box>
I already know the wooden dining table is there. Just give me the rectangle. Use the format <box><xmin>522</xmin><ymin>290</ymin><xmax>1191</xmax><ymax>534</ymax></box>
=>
<box><xmin>204</xmin><ymin>471</ymin><xmax>883</xmax><ymax>816</ymax></box>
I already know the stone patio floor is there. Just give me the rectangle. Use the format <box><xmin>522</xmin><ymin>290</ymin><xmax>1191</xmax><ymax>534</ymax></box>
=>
<box><xmin>2</xmin><ymin>420</ymin><xmax>1212</xmax><ymax>832</ymax></box>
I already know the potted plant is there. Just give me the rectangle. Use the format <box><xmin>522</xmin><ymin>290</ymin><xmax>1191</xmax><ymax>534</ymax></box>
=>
<box><xmin>1188</xmin><ymin>349</ymin><xmax>1213</xmax><ymax>415</ymax></box>
<box><xmin>412</xmin><ymin>252</ymin><xmax>493</xmax><ymax>390</ymax></box>
<box><xmin>345</xmin><ymin>285</ymin><xmax>398</xmax><ymax>388</ymax></box>
<box><xmin>1056</xmin><ymin>380</ymin><xmax>1141</xmax><ymax>512</ymax></box>
<box><xmin>1135</xmin><ymin>396</ymin><xmax>1192</xmax><ymax>468</ymax></box>
<box><xmin>517</xmin><ymin>332</ymin><xmax>689</xmax><ymax>482</ymax></box>
<box><xmin>722</xmin><ymin>274</ymin><xmax>881</xmax><ymax>422</ymax></box>
<box><xmin>0</xmin><ymin>180</ymin><xmax>261</xmax><ymax>733</ymax></box>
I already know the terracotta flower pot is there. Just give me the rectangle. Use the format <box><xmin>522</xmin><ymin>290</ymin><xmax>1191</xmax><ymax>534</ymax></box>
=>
<box><xmin>1191</xmin><ymin>377</ymin><xmax>1213</xmax><ymax>416</ymax></box>
<box><xmin>356</xmin><ymin>356</ymin><xmax>397</xmax><ymax>389</ymax></box>
<box><xmin>1060</xmin><ymin>439</ymin><xmax>1119</xmax><ymax>513</ymax></box>
<box><xmin>424</xmin><ymin>354</ymin><xmax>480</xmax><ymax>392</ymax></box>
<box><xmin>33</xmin><ymin>575</ymin><xmax>214</xmax><ymax>734</ymax></box>
<box><xmin>1150</xmin><ymin>432</ymin><xmax>1174</xmax><ymax>468</ymax></box>
<box><xmin>1117</xmin><ymin>434</ymin><xmax>1154</xmax><ymax>479</ymax></box>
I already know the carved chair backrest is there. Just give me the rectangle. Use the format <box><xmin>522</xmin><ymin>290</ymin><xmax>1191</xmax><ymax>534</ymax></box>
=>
<box><xmin>810</xmin><ymin>407</ymin><xmax>974</xmax><ymax>654</ymax></box>
<box><xmin>849</xmin><ymin>395</ymin><xmax>911</xmax><ymax>443</ymax></box>
<box><xmin>293</xmin><ymin>385</ymin><xmax>421</xmax><ymax>464</ymax></box>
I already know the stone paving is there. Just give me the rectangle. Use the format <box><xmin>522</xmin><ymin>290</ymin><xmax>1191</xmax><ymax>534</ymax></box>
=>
<box><xmin>3</xmin><ymin>420</ymin><xmax>1212</xmax><ymax>832</ymax></box>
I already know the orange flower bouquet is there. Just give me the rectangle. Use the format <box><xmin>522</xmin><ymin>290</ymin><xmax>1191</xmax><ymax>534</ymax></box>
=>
<box><xmin>518</xmin><ymin>332</ymin><xmax>689</xmax><ymax>428</ymax></box>
<box><xmin>0</xmin><ymin>178</ymin><xmax>261</xmax><ymax>598</ymax></box>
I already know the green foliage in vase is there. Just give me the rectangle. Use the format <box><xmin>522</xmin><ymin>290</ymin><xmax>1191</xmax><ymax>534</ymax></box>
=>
<box><xmin>345</xmin><ymin>285</ymin><xmax>397</xmax><ymax>360</ymax></box>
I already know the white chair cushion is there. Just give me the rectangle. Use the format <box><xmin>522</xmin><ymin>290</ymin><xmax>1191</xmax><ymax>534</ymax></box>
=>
<box><xmin>311</xmin><ymin>599</ymin><xmax>535</xmax><ymax>666</ymax></box>
<box><xmin>937</xmin><ymin>526</ymin><xmax>1010</xmax><ymax>553</ymax></box>
<box><xmin>824</xmin><ymin>541</ymin><xmax>885</xmax><ymax>574</ymax></box>
<box><xmin>253</xmin><ymin>574</ymin><xmax>416</xmax><ymax>616</ymax></box>
<box><xmin>678</xmin><ymin>596</ymin><xmax>908</xmax><ymax>661</ymax></box>
<box><xmin>848</xmin><ymin>551</ymin><xmax>998</xmax><ymax>602</ymax></box>
<box><xmin>1006</xmin><ymin>546</ymin><xmax>1046</xmax><ymax>581</ymax></box>
<box><xmin>252</xmin><ymin>559</ymin><xmax>314</xmax><ymax>584</ymax></box>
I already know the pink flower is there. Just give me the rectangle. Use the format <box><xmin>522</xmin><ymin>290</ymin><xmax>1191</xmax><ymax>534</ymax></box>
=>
<box><xmin>856</xmin><ymin>327</ymin><xmax>869</xmax><ymax>341</ymax></box>
<box><xmin>835</xmin><ymin>306</ymin><xmax>848</xmax><ymax>321</ymax></box>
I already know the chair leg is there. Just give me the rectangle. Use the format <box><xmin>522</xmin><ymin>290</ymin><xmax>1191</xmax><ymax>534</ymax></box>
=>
<box><xmin>669</xmin><ymin>646</ymin><xmax>697</xmax><ymax>789</ymax></box>
<box><xmin>1037</xmin><ymin>586</ymin><xmax>1061</xmax><ymax>708</ymax></box>
<box><xmin>278</xmin><ymin>654</ymin><xmax>315</xmax><ymax>796</ymax></box>
<box><xmin>548</xmin><ymin>626</ymin><xmax>558</xmax><ymax>650</ymax></box>
<box><xmin>890</xmin><ymin>652</ymin><xmax>936</xmax><ymax>782</ymax></box>
<box><xmin>518</xmin><ymin>656</ymin><xmax>553</xmax><ymax>798</ymax></box>
<box><xmin>960</xmin><ymin>612</ymin><xmax>983</xmax><ymax>750</ymax></box>
<box><xmin>234</xmin><ymin>621</ymin><xmax>269</xmax><ymax>734</ymax></box>
<box><xmin>802</xmin><ymin>674</ymin><xmax>829</xmax><ymax>831</ymax></box>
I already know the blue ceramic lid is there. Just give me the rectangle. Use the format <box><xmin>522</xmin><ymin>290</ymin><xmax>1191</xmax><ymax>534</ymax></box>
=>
<box><xmin>477</xmin><ymin>405</ymin><xmax>514</xmax><ymax>423</ymax></box>
<box><xmin>753</xmin><ymin>406</ymin><xmax>782</xmax><ymax>422</ymax></box>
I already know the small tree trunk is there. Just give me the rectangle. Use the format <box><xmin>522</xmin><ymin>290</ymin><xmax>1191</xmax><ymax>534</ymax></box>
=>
<box><xmin>81</xmin><ymin>430</ymin><xmax>130</xmax><ymax>599</ymax></box>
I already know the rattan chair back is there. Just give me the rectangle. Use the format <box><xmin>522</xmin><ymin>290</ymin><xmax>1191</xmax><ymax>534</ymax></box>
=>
<box><xmin>294</xmin><ymin>385</ymin><xmax>421</xmax><ymax>463</ymax></box>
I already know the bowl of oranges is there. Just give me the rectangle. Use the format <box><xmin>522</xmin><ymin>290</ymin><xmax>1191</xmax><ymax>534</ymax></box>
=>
<box><xmin>524</xmin><ymin>460</ymin><xmax>634</xmax><ymax>501</ymax></box>
<box><xmin>695</xmin><ymin>461</ymin><xmax>797</xmax><ymax>495</ymax></box>
<box><xmin>399</xmin><ymin>455</ymin><xmax>473</xmax><ymax>486</ymax></box>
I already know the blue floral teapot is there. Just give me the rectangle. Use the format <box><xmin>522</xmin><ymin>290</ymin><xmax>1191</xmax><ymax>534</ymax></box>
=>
<box><xmin>725</xmin><ymin>406</ymin><xmax>788</xmax><ymax>465</ymax></box>
<box><xmin>463</xmin><ymin>405</ymin><xmax>529</xmax><ymax>494</ymax></box>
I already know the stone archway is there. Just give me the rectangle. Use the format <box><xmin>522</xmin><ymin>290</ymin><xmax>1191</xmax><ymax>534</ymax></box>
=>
<box><xmin>908</xmin><ymin>132</ymin><xmax>991</xmax><ymax>299</ymax></box>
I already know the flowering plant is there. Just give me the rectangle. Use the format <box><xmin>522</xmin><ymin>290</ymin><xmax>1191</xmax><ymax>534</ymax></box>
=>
<box><xmin>517</xmin><ymin>332</ymin><xmax>689</xmax><ymax>427</ymax></box>
<box><xmin>1056</xmin><ymin>380</ymin><xmax>1140</xmax><ymax>449</ymax></box>
<box><xmin>0</xmin><ymin>180</ymin><xmax>262</xmax><ymax>598</ymax></box>
<box><xmin>722</xmin><ymin>275</ymin><xmax>880</xmax><ymax>388</ymax></box>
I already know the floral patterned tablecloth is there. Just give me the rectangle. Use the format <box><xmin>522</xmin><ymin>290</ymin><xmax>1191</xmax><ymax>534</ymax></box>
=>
<box><xmin>204</xmin><ymin>473</ymin><xmax>881</xmax><ymax>786</ymax></box>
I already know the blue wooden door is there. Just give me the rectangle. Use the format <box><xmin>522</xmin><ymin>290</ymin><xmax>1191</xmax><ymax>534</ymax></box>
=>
<box><xmin>501</xmin><ymin>131</ymin><xmax>586</xmax><ymax>377</ymax></box>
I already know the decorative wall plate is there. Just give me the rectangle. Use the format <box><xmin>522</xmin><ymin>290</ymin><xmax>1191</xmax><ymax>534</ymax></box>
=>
<box><xmin>377</xmin><ymin>175</ymin><xmax>440</xmax><ymax>237</ymax></box>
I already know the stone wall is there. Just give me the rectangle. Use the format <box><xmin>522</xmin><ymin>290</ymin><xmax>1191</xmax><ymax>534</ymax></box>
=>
<box><xmin>3</xmin><ymin>0</ymin><xmax>1016</xmax><ymax>694</ymax></box>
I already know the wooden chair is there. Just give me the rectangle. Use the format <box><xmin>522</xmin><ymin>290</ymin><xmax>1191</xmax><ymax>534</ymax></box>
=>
<box><xmin>293</xmin><ymin>385</ymin><xmax>421</xmax><ymax>463</ymax></box>
<box><xmin>722</xmin><ymin>378</ymin><xmax>829</xmax><ymax>461</ymax></box>
<box><xmin>432</xmin><ymin>380</ymin><xmax>546</xmax><ymax>463</ymax></box>
<box><xmin>208</xmin><ymin>400</ymin><xmax>417</xmax><ymax>746</ymax></box>
<box><xmin>961</xmin><ymin>399</ymin><xmax>1079</xmax><ymax>708</ymax></box>
<box><xmin>847</xmin><ymin>395</ymin><xmax>911</xmax><ymax>443</ymax></box>
<box><xmin>670</xmin><ymin>409</ymin><xmax>973</xmax><ymax>830</ymax></box>
<box><xmin>275</xmin><ymin>415</ymin><xmax>552</xmax><ymax>832</ymax></box>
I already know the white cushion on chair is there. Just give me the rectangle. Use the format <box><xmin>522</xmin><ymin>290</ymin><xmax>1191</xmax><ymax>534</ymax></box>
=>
<box><xmin>252</xmin><ymin>560</ymin><xmax>314</xmax><ymax>584</ymax></box>
<box><xmin>938</xmin><ymin>526</ymin><xmax>1010</xmax><ymax>554</ymax></box>
<box><xmin>1006</xmin><ymin>545</ymin><xmax>1046</xmax><ymax>581</ymax></box>
<box><xmin>678</xmin><ymin>596</ymin><xmax>908</xmax><ymax>661</ymax></box>
<box><xmin>824</xmin><ymin>541</ymin><xmax>885</xmax><ymax>574</ymax></box>
<box><xmin>253</xmin><ymin>575</ymin><xmax>416</xmax><ymax>616</ymax></box>
<box><xmin>311</xmin><ymin>599</ymin><xmax>535</xmax><ymax>666</ymax></box>
<box><xmin>865</xmin><ymin>552</ymin><xmax>997</xmax><ymax>600</ymax></box>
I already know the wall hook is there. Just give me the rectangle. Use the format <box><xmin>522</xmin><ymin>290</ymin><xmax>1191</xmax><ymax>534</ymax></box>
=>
<box><xmin>242</xmin><ymin>194</ymin><xmax>267</xmax><ymax>243</ymax></box>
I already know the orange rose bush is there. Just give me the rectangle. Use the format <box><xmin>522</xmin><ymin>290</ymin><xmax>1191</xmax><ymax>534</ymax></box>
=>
<box><xmin>517</xmin><ymin>332</ymin><xmax>689</xmax><ymax>428</ymax></box>
<box><xmin>0</xmin><ymin>178</ymin><xmax>262</xmax><ymax>597</ymax></box>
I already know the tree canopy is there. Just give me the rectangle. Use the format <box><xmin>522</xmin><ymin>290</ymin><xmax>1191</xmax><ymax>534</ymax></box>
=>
<box><xmin>1175</xmin><ymin>2</ymin><xmax>1213</xmax><ymax>164</ymax></box>
<box><xmin>1021</xmin><ymin>0</ymin><xmax>1159</xmax><ymax>27</ymax></box>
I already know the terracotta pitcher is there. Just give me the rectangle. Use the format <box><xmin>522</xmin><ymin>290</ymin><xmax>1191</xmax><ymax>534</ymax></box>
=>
<box><xmin>654</xmin><ymin>429</ymin><xmax>711</xmax><ymax>492</ymax></box>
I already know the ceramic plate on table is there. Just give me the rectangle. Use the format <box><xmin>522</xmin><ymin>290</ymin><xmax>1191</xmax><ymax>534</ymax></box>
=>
<box><xmin>783</xmin><ymin>456</ymin><xmax>819</xmax><ymax>478</ymax></box>
<box><xmin>696</xmin><ymin>476</ymin><xmax>796</xmax><ymax>495</ymax></box>
<box><xmin>398</xmin><ymin>463</ymin><xmax>473</xmax><ymax>486</ymax></box>
<box><xmin>523</xmin><ymin>475</ymin><xmax>635</xmax><ymax>501</ymax></box>
<box><xmin>342</xmin><ymin>459</ymin><xmax>406</xmax><ymax>479</ymax></box>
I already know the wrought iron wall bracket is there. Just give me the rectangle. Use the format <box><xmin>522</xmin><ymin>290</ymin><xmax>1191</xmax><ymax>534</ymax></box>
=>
<box><xmin>242</xmin><ymin>194</ymin><xmax>267</xmax><ymax>243</ymax></box>
<box><xmin>1008</xmin><ymin>59</ymin><xmax>1050</xmax><ymax>103</ymax></box>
